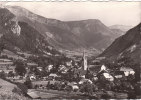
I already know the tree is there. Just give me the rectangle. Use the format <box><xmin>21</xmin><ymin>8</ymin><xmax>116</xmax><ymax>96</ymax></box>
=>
<box><xmin>80</xmin><ymin>81</ymin><xmax>94</xmax><ymax>96</ymax></box>
<box><xmin>0</xmin><ymin>70</ymin><xmax>6</xmax><ymax>79</ymax></box>
<box><xmin>14</xmin><ymin>60</ymin><xmax>26</xmax><ymax>76</ymax></box>
<box><xmin>85</xmin><ymin>69</ymin><xmax>93</xmax><ymax>79</ymax></box>
<box><xmin>117</xmin><ymin>56</ymin><xmax>135</xmax><ymax>67</ymax></box>
<box><xmin>24</xmin><ymin>76</ymin><xmax>32</xmax><ymax>89</ymax></box>
<box><xmin>132</xmin><ymin>63</ymin><xmax>140</xmax><ymax>82</ymax></box>
<box><xmin>0</xmin><ymin>39</ymin><xmax>5</xmax><ymax>56</ymax></box>
<box><xmin>8</xmin><ymin>71</ymin><xmax>14</xmax><ymax>77</ymax></box>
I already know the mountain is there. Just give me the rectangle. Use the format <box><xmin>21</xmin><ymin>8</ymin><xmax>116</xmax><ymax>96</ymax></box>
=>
<box><xmin>109</xmin><ymin>25</ymin><xmax>133</xmax><ymax>32</ymax></box>
<box><xmin>0</xmin><ymin>8</ymin><xmax>60</xmax><ymax>58</ymax></box>
<box><xmin>100</xmin><ymin>23</ymin><xmax>141</xmax><ymax>63</ymax></box>
<box><xmin>110</xmin><ymin>28</ymin><xmax>125</xmax><ymax>36</ymax></box>
<box><xmin>5</xmin><ymin>6</ymin><xmax>122</xmax><ymax>56</ymax></box>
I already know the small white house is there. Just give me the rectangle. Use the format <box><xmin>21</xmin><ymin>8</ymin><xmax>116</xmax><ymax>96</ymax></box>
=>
<box><xmin>67</xmin><ymin>82</ymin><xmax>79</xmax><ymax>91</ymax></box>
<box><xmin>30</xmin><ymin>75</ymin><xmax>36</xmax><ymax>80</ymax></box>
<box><xmin>49</xmin><ymin>73</ymin><xmax>58</xmax><ymax>77</ymax></box>
<box><xmin>93</xmin><ymin>76</ymin><xmax>98</xmax><ymax>81</ymax></box>
<box><xmin>120</xmin><ymin>67</ymin><xmax>135</xmax><ymax>76</ymax></box>
<box><xmin>79</xmin><ymin>79</ymin><xmax>93</xmax><ymax>84</ymax></box>
<box><xmin>99</xmin><ymin>65</ymin><xmax>108</xmax><ymax>73</ymax></box>
<box><xmin>101</xmin><ymin>65</ymin><xmax>106</xmax><ymax>71</ymax></box>
<box><xmin>37</xmin><ymin>67</ymin><xmax>43</xmax><ymax>71</ymax></box>
<box><xmin>47</xmin><ymin>65</ymin><xmax>53</xmax><ymax>71</ymax></box>
<box><xmin>103</xmin><ymin>73</ymin><xmax>114</xmax><ymax>81</ymax></box>
<box><xmin>68</xmin><ymin>85</ymin><xmax>79</xmax><ymax>91</ymax></box>
<box><xmin>48</xmin><ymin>73</ymin><xmax>59</xmax><ymax>80</ymax></box>
<box><xmin>66</xmin><ymin>60</ymin><xmax>72</xmax><ymax>66</ymax></box>
<box><xmin>58</xmin><ymin>65</ymin><xmax>68</xmax><ymax>73</ymax></box>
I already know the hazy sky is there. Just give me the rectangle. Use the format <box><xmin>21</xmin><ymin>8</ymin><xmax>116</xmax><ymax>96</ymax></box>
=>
<box><xmin>5</xmin><ymin>2</ymin><xmax>141</xmax><ymax>26</ymax></box>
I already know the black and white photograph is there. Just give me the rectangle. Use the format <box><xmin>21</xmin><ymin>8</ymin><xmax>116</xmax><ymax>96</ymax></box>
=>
<box><xmin>0</xmin><ymin>1</ymin><xmax>140</xmax><ymax>99</ymax></box>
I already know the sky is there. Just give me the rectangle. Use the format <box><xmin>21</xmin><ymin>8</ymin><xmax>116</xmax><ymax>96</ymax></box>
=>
<box><xmin>4</xmin><ymin>2</ymin><xmax>141</xmax><ymax>26</ymax></box>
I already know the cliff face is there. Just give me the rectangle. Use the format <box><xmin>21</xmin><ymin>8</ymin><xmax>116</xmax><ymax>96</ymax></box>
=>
<box><xmin>10</xmin><ymin>20</ymin><xmax>21</xmax><ymax>36</ymax></box>
<box><xmin>0</xmin><ymin>8</ymin><xmax>60</xmax><ymax>56</ymax></box>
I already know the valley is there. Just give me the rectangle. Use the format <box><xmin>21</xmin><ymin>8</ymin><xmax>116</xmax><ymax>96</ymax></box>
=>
<box><xmin>0</xmin><ymin>3</ymin><xmax>140</xmax><ymax>99</ymax></box>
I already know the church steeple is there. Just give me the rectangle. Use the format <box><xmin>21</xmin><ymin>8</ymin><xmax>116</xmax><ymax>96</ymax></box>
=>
<box><xmin>83</xmin><ymin>50</ymin><xmax>87</xmax><ymax>70</ymax></box>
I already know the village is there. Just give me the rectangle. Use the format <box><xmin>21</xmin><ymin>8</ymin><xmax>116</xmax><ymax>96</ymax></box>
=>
<box><xmin>0</xmin><ymin>51</ymin><xmax>140</xmax><ymax>99</ymax></box>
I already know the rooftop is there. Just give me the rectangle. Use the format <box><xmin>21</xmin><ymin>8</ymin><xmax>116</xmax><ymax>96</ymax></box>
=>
<box><xmin>120</xmin><ymin>67</ymin><xmax>134</xmax><ymax>71</ymax></box>
<box><xmin>27</xmin><ymin>63</ymin><xmax>38</xmax><ymax>66</ymax></box>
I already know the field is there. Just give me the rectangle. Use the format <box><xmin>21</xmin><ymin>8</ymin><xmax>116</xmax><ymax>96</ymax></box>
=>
<box><xmin>29</xmin><ymin>89</ymin><xmax>88</xmax><ymax>99</ymax></box>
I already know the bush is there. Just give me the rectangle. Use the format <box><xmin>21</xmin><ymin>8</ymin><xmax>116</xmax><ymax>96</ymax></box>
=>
<box><xmin>16</xmin><ymin>83</ymin><xmax>28</xmax><ymax>94</ymax></box>
<box><xmin>24</xmin><ymin>78</ymin><xmax>32</xmax><ymax>89</ymax></box>
<box><xmin>12</xmin><ymin>87</ymin><xmax>22</xmax><ymax>95</ymax></box>
<box><xmin>101</xmin><ymin>94</ymin><xmax>111</xmax><ymax>99</ymax></box>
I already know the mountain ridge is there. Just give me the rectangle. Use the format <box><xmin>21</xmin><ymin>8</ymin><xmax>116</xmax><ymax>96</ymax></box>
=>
<box><xmin>6</xmin><ymin>6</ymin><xmax>122</xmax><ymax>52</ymax></box>
<box><xmin>109</xmin><ymin>24</ymin><xmax>133</xmax><ymax>32</ymax></box>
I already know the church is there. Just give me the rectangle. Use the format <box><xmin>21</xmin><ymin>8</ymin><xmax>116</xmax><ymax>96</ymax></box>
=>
<box><xmin>77</xmin><ymin>50</ymin><xmax>88</xmax><ymax>78</ymax></box>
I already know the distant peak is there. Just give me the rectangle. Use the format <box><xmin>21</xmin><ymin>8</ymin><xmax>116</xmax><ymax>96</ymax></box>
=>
<box><xmin>82</xmin><ymin>19</ymin><xmax>101</xmax><ymax>23</ymax></box>
<box><xmin>87</xmin><ymin>19</ymin><xmax>100</xmax><ymax>21</ymax></box>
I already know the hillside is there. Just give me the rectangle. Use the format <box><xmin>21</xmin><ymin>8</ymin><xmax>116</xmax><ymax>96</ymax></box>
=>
<box><xmin>100</xmin><ymin>23</ymin><xmax>141</xmax><ymax>63</ymax></box>
<box><xmin>0</xmin><ymin>8</ymin><xmax>60</xmax><ymax>57</ymax></box>
<box><xmin>6</xmin><ymin>6</ymin><xmax>122</xmax><ymax>56</ymax></box>
<box><xmin>0</xmin><ymin>78</ymin><xmax>28</xmax><ymax>99</ymax></box>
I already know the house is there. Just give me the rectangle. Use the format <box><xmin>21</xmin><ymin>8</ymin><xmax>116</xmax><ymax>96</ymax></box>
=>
<box><xmin>92</xmin><ymin>76</ymin><xmax>98</xmax><ymax>81</ymax></box>
<box><xmin>26</xmin><ymin>62</ymin><xmax>38</xmax><ymax>70</ymax></box>
<box><xmin>79</xmin><ymin>78</ymin><xmax>93</xmax><ymax>84</ymax></box>
<box><xmin>67</xmin><ymin>83</ymin><xmax>79</xmax><ymax>91</ymax></box>
<box><xmin>120</xmin><ymin>67</ymin><xmax>135</xmax><ymax>76</ymax></box>
<box><xmin>46</xmin><ymin>65</ymin><xmax>53</xmax><ymax>72</ymax></box>
<box><xmin>103</xmin><ymin>73</ymin><xmax>114</xmax><ymax>81</ymax></box>
<box><xmin>48</xmin><ymin>73</ymin><xmax>60</xmax><ymax>80</ymax></box>
<box><xmin>97</xmin><ymin>70</ymin><xmax>114</xmax><ymax>81</ymax></box>
<box><xmin>27</xmin><ymin>63</ymin><xmax>38</xmax><ymax>67</ymax></box>
<box><xmin>30</xmin><ymin>74</ymin><xmax>36</xmax><ymax>80</ymax></box>
<box><xmin>77</xmin><ymin>68</ymin><xmax>87</xmax><ymax>78</ymax></box>
<box><xmin>89</xmin><ymin>64</ymin><xmax>107</xmax><ymax>74</ymax></box>
<box><xmin>49</xmin><ymin>73</ymin><xmax>58</xmax><ymax>77</ymax></box>
<box><xmin>58</xmin><ymin>65</ymin><xmax>68</xmax><ymax>74</ymax></box>
<box><xmin>37</xmin><ymin>67</ymin><xmax>43</xmax><ymax>71</ymax></box>
<box><xmin>100</xmin><ymin>65</ymin><xmax>107</xmax><ymax>72</ymax></box>
<box><xmin>66</xmin><ymin>60</ymin><xmax>72</xmax><ymax>66</ymax></box>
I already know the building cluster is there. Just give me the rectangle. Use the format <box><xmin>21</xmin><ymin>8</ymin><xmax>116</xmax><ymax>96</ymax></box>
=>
<box><xmin>0</xmin><ymin>50</ymin><xmax>137</xmax><ymax>99</ymax></box>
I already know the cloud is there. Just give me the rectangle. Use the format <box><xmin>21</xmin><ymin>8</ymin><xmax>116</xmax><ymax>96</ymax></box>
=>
<box><xmin>6</xmin><ymin>2</ymin><xmax>141</xmax><ymax>26</ymax></box>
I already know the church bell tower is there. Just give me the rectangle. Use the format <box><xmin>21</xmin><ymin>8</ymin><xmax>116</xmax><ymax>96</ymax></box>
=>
<box><xmin>83</xmin><ymin>50</ymin><xmax>87</xmax><ymax>70</ymax></box>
